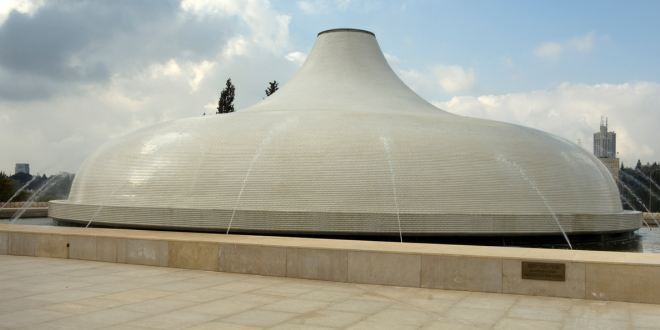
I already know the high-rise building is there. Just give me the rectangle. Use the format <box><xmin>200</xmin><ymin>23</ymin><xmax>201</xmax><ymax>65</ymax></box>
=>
<box><xmin>594</xmin><ymin>116</ymin><xmax>616</xmax><ymax>158</ymax></box>
<box><xmin>15</xmin><ymin>163</ymin><xmax>30</xmax><ymax>175</ymax></box>
<box><xmin>593</xmin><ymin>117</ymin><xmax>619</xmax><ymax>178</ymax></box>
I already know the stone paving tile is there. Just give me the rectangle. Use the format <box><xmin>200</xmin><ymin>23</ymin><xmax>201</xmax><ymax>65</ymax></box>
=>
<box><xmin>321</xmin><ymin>282</ymin><xmax>367</xmax><ymax>293</ymax></box>
<box><xmin>326</xmin><ymin>299</ymin><xmax>394</xmax><ymax>314</ymax></box>
<box><xmin>219</xmin><ymin>309</ymin><xmax>299</xmax><ymax>328</ymax></box>
<box><xmin>54</xmin><ymin>267</ymin><xmax>123</xmax><ymax>277</ymax></box>
<box><xmin>25</xmin><ymin>289</ymin><xmax>106</xmax><ymax>304</ymax></box>
<box><xmin>261</xmin><ymin>298</ymin><xmax>330</xmax><ymax>314</ymax></box>
<box><xmin>185</xmin><ymin>273</ymin><xmax>243</xmax><ymax>285</ymax></box>
<box><xmin>19</xmin><ymin>281</ymin><xmax>95</xmax><ymax>293</ymax></box>
<box><xmin>0</xmin><ymin>262</ymin><xmax>51</xmax><ymax>272</ymax></box>
<box><xmin>442</xmin><ymin>307</ymin><xmax>505</xmax><ymax>329</ymax></box>
<box><xmin>209</xmin><ymin>280</ymin><xmax>272</xmax><ymax>293</ymax></box>
<box><xmin>68</xmin><ymin>274</ymin><xmax>131</xmax><ymax>284</ymax></box>
<box><xmin>123</xmin><ymin>310</ymin><xmax>219</xmax><ymax>329</ymax></box>
<box><xmin>295</xmin><ymin>288</ymin><xmax>356</xmax><ymax>302</ymax></box>
<box><xmin>0</xmin><ymin>288</ymin><xmax>39</xmax><ymax>300</ymax></box>
<box><xmin>454</xmin><ymin>293</ymin><xmax>518</xmax><ymax>311</ymax></box>
<box><xmin>365</xmin><ymin>307</ymin><xmax>436</xmax><ymax>326</ymax></box>
<box><xmin>629</xmin><ymin>302</ymin><xmax>660</xmax><ymax>316</ymax></box>
<box><xmin>351</xmin><ymin>291</ymin><xmax>396</xmax><ymax>302</ymax></box>
<box><xmin>79</xmin><ymin>280</ymin><xmax>151</xmax><ymax>294</ymax></box>
<box><xmin>288</xmin><ymin>309</ymin><xmax>367</xmax><ymax>328</ymax></box>
<box><xmin>40</xmin><ymin>302</ymin><xmax>107</xmax><ymax>315</ymax></box>
<box><xmin>567</xmin><ymin>300</ymin><xmax>631</xmax><ymax>321</ymax></box>
<box><xmin>129</xmin><ymin>274</ymin><xmax>198</xmax><ymax>285</ymax></box>
<box><xmin>632</xmin><ymin>314</ymin><xmax>660</xmax><ymax>329</ymax></box>
<box><xmin>185</xmin><ymin>322</ymin><xmax>263</xmax><ymax>330</ymax></box>
<box><xmin>0</xmin><ymin>309</ymin><xmax>72</xmax><ymax>328</ymax></box>
<box><xmin>10</xmin><ymin>274</ymin><xmax>71</xmax><ymax>284</ymax></box>
<box><xmin>0</xmin><ymin>255</ymin><xmax>652</xmax><ymax>330</ymax></box>
<box><xmin>269</xmin><ymin>323</ymin><xmax>337</xmax><ymax>330</ymax></box>
<box><xmin>115</xmin><ymin>297</ymin><xmax>198</xmax><ymax>314</ymax></box>
<box><xmin>223</xmin><ymin>292</ymin><xmax>284</xmax><ymax>306</ymax></box>
<box><xmin>505</xmin><ymin>304</ymin><xmax>567</xmax><ymax>322</ymax></box>
<box><xmin>100</xmin><ymin>325</ymin><xmax>154</xmax><ymax>330</ymax></box>
<box><xmin>167</xmin><ymin>288</ymin><xmax>239</xmax><ymax>302</ymax></box>
<box><xmin>355</xmin><ymin>283</ymin><xmax>421</xmax><ymax>301</ymax></box>
<box><xmin>99</xmin><ymin>288</ymin><xmax>175</xmax><ymax>303</ymax></box>
<box><xmin>147</xmin><ymin>280</ymin><xmax>218</xmax><ymax>292</ymax></box>
<box><xmin>39</xmin><ymin>308</ymin><xmax>147</xmax><ymax>329</ymax></box>
<box><xmin>96</xmin><ymin>263</ymin><xmax>154</xmax><ymax>271</ymax></box>
<box><xmin>180</xmin><ymin>298</ymin><xmax>261</xmax><ymax>317</ymax></box>
<box><xmin>412</xmin><ymin>288</ymin><xmax>472</xmax><ymax>301</ymax></box>
<box><xmin>401</xmin><ymin>296</ymin><xmax>458</xmax><ymax>314</ymax></box>
<box><xmin>253</xmin><ymin>282</ymin><xmax>324</xmax><ymax>297</ymax></box>
<box><xmin>492</xmin><ymin>317</ymin><xmax>563</xmax><ymax>330</ymax></box>
<box><xmin>70</xmin><ymin>297</ymin><xmax>134</xmax><ymax>308</ymax></box>
<box><xmin>562</xmin><ymin>316</ymin><xmax>631</xmax><ymax>330</ymax></box>
<box><xmin>419</xmin><ymin>318</ymin><xmax>483</xmax><ymax>330</ymax></box>
<box><xmin>344</xmin><ymin>320</ymin><xmax>421</xmax><ymax>330</ymax></box>
<box><xmin>514</xmin><ymin>296</ymin><xmax>575</xmax><ymax>309</ymax></box>
<box><xmin>0</xmin><ymin>297</ymin><xmax>53</xmax><ymax>315</ymax></box>
<box><xmin>113</xmin><ymin>268</ymin><xmax>184</xmax><ymax>277</ymax></box>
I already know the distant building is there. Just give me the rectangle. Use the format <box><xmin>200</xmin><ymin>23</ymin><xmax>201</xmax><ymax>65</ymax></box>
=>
<box><xmin>594</xmin><ymin>116</ymin><xmax>616</xmax><ymax>158</ymax></box>
<box><xmin>15</xmin><ymin>163</ymin><xmax>30</xmax><ymax>175</ymax></box>
<box><xmin>593</xmin><ymin>117</ymin><xmax>619</xmax><ymax>179</ymax></box>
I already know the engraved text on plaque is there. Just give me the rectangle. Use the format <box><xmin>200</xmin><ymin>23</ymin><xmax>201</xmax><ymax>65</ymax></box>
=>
<box><xmin>521</xmin><ymin>262</ymin><xmax>565</xmax><ymax>281</ymax></box>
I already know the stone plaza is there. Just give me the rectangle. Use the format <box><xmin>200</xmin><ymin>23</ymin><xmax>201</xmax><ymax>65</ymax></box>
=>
<box><xmin>1</xmin><ymin>254</ymin><xmax>660</xmax><ymax>330</ymax></box>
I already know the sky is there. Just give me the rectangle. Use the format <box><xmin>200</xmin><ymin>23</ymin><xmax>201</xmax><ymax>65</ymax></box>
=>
<box><xmin>0</xmin><ymin>0</ymin><xmax>659</xmax><ymax>175</ymax></box>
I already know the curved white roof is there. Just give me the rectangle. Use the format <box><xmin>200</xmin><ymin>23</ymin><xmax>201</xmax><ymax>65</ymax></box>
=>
<box><xmin>50</xmin><ymin>29</ymin><xmax>640</xmax><ymax>235</ymax></box>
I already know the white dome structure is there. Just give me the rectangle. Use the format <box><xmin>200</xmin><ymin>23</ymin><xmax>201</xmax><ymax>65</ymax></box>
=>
<box><xmin>50</xmin><ymin>29</ymin><xmax>640</xmax><ymax>238</ymax></box>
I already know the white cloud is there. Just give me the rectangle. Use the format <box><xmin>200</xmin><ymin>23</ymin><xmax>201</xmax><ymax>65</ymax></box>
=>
<box><xmin>181</xmin><ymin>0</ymin><xmax>292</xmax><ymax>54</ymax></box>
<box><xmin>285</xmin><ymin>51</ymin><xmax>307</xmax><ymax>65</ymax></box>
<box><xmin>297</xmin><ymin>0</ymin><xmax>352</xmax><ymax>14</ymax></box>
<box><xmin>384</xmin><ymin>53</ymin><xmax>403</xmax><ymax>67</ymax></box>
<box><xmin>222</xmin><ymin>36</ymin><xmax>248</xmax><ymax>59</ymax></box>
<box><xmin>433</xmin><ymin>65</ymin><xmax>476</xmax><ymax>94</ymax></box>
<box><xmin>534</xmin><ymin>42</ymin><xmax>564</xmax><ymax>61</ymax></box>
<box><xmin>298</xmin><ymin>0</ymin><xmax>326</xmax><ymax>14</ymax></box>
<box><xmin>568</xmin><ymin>32</ymin><xmax>595</xmax><ymax>53</ymax></box>
<box><xmin>144</xmin><ymin>59</ymin><xmax>216</xmax><ymax>93</ymax></box>
<box><xmin>433</xmin><ymin>81</ymin><xmax>660</xmax><ymax>163</ymax></box>
<box><xmin>0</xmin><ymin>0</ymin><xmax>44</xmax><ymax>25</ymax></box>
<box><xmin>501</xmin><ymin>56</ymin><xmax>514</xmax><ymax>68</ymax></box>
<box><xmin>385</xmin><ymin>53</ymin><xmax>476</xmax><ymax>96</ymax></box>
<box><xmin>0</xmin><ymin>0</ymin><xmax>301</xmax><ymax>174</ymax></box>
<box><xmin>534</xmin><ymin>32</ymin><xmax>596</xmax><ymax>61</ymax></box>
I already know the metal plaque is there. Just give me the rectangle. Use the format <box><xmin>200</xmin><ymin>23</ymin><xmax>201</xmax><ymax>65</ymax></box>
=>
<box><xmin>521</xmin><ymin>262</ymin><xmax>565</xmax><ymax>281</ymax></box>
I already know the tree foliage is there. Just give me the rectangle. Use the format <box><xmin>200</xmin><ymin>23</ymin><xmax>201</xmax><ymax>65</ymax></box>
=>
<box><xmin>0</xmin><ymin>172</ymin><xmax>75</xmax><ymax>203</ymax></box>
<box><xmin>0</xmin><ymin>172</ymin><xmax>14</xmax><ymax>202</ymax></box>
<box><xmin>217</xmin><ymin>78</ymin><xmax>235</xmax><ymax>114</ymax></box>
<box><xmin>265</xmin><ymin>80</ymin><xmax>279</xmax><ymax>97</ymax></box>
<box><xmin>619</xmin><ymin>162</ymin><xmax>660</xmax><ymax>212</ymax></box>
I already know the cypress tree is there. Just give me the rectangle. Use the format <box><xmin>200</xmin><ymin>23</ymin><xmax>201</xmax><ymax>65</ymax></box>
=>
<box><xmin>217</xmin><ymin>78</ymin><xmax>235</xmax><ymax>114</ymax></box>
<box><xmin>265</xmin><ymin>81</ymin><xmax>279</xmax><ymax>97</ymax></box>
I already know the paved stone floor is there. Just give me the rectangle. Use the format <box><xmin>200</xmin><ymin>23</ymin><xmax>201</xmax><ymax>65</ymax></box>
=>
<box><xmin>0</xmin><ymin>255</ymin><xmax>659</xmax><ymax>330</ymax></box>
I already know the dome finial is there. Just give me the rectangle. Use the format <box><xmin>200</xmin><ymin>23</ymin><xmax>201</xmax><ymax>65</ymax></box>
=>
<box><xmin>318</xmin><ymin>28</ymin><xmax>375</xmax><ymax>37</ymax></box>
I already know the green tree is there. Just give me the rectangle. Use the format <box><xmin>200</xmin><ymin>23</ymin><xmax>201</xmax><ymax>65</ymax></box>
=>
<box><xmin>217</xmin><ymin>78</ymin><xmax>235</xmax><ymax>114</ymax></box>
<box><xmin>636</xmin><ymin>159</ymin><xmax>642</xmax><ymax>170</ymax></box>
<box><xmin>10</xmin><ymin>172</ymin><xmax>32</xmax><ymax>185</ymax></box>
<box><xmin>265</xmin><ymin>80</ymin><xmax>279</xmax><ymax>97</ymax></box>
<box><xmin>0</xmin><ymin>172</ymin><xmax>15</xmax><ymax>202</ymax></box>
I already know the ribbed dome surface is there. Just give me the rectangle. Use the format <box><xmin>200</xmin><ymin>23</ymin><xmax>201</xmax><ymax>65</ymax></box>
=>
<box><xmin>50</xmin><ymin>29</ymin><xmax>640</xmax><ymax>235</ymax></box>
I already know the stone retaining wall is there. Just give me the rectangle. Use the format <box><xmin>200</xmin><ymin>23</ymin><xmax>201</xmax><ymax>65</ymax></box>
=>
<box><xmin>0</xmin><ymin>224</ymin><xmax>658</xmax><ymax>304</ymax></box>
